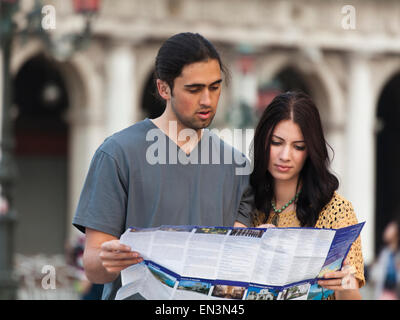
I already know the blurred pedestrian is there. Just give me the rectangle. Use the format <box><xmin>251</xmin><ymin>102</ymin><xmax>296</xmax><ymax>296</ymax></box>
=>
<box><xmin>67</xmin><ymin>235</ymin><xmax>103</xmax><ymax>300</ymax></box>
<box><xmin>370</xmin><ymin>214</ymin><xmax>400</xmax><ymax>299</ymax></box>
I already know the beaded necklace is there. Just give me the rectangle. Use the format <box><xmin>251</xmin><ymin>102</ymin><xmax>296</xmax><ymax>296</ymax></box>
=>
<box><xmin>271</xmin><ymin>192</ymin><xmax>299</xmax><ymax>226</ymax></box>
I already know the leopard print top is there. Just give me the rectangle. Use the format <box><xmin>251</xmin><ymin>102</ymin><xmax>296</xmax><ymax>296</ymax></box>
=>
<box><xmin>252</xmin><ymin>192</ymin><xmax>365</xmax><ymax>288</ymax></box>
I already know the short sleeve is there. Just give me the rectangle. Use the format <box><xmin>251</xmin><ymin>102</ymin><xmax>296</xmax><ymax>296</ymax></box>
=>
<box><xmin>235</xmin><ymin>184</ymin><xmax>255</xmax><ymax>227</ymax></box>
<box><xmin>316</xmin><ymin>193</ymin><xmax>365</xmax><ymax>288</ymax></box>
<box><xmin>72</xmin><ymin>148</ymin><xmax>128</xmax><ymax>238</ymax></box>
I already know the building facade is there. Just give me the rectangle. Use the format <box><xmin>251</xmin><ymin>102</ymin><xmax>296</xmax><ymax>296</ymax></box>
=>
<box><xmin>2</xmin><ymin>0</ymin><xmax>400</xmax><ymax>269</ymax></box>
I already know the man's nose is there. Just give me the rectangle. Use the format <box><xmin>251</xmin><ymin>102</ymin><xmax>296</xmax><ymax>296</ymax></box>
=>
<box><xmin>200</xmin><ymin>89</ymin><xmax>211</xmax><ymax>106</ymax></box>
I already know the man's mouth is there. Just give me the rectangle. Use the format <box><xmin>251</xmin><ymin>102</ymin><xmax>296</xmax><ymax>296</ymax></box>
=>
<box><xmin>197</xmin><ymin>110</ymin><xmax>212</xmax><ymax>120</ymax></box>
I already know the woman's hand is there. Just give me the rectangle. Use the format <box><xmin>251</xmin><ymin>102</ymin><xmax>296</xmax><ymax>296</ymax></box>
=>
<box><xmin>256</xmin><ymin>224</ymin><xmax>276</xmax><ymax>229</ymax></box>
<box><xmin>318</xmin><ymin>258</ymin><xmax>357</xmax><ymax>290</ymax></box>
<box><xmin>317</xmin><ymin>258</ymin><xmax>361</xmax><ymax>299</ymax></box>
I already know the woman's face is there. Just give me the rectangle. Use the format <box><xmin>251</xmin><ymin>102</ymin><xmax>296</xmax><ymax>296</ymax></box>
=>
<box><xmin>267</xmin><ymin>119</ymin><xmax>308</xmax><ymax>184</ymax></box>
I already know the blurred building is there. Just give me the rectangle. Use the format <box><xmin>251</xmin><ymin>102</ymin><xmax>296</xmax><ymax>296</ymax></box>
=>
<box><xmin>1</xmin><ymin>0</ymin><xmax>400</xmax><ymax>293</ymax></box>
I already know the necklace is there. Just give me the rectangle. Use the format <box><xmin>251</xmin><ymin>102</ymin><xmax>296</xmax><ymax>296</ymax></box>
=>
<box><xmin>271</xmin><ymin>192</ymin><xmax>299</xmax><ymax>226</ymax></box>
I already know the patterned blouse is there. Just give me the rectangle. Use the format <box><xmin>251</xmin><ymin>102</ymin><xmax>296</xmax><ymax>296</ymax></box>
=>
<box><xmin>252</xmin><ymin>192</ymin><xmax>365</xmax><ymax>289</ymax></box>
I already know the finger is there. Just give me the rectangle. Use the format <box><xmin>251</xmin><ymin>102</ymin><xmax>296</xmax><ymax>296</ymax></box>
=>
<box><xmin>105</xmin><ymin>262</ymin><xmax>143</xmax><ymax>274</ymax></box>
<box><xmin>318</xmin><ymin>279</ymin><xmax>344</xmax><ymax>291</ymax></box>
<box><xmin>102</xmin><ymin>257</ymin><xmax>144</xmax><ymax>270</ymax></box>
<box><xmin>257</xmin><ymin>224</ymin><xmax>276</xmax><ymax>228</ymax></box>
<box><xmin>100</xmin><ymin>250</ymin><xmax>141</xmax><ymax>261</ymax></box>
<box><xmin>318</xmin><ymin>279</ymin><xmax>342</xmax><ymax>287</ymax></box>
<box><xmin>324</xmin><ymin>270</ymin><xmax>347</xmax><ymax>279</ymax></box>
<box><xmin>101</xmin><ymin>240</ymin><xmax>132</xmax><ymax>252</ymax></box>
<box><xmin>341</xmin><ymin>264</ymin><xmax>356</xmax><ymax>275</ymax></box>
<box><xmin>319</xmin><ymin>284</ymin><xmax>343</xmax><ymax>291</ymax></box>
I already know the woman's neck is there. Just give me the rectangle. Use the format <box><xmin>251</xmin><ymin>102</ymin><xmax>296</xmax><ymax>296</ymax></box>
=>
<box><xmin>273</xmin><ymin>179</ymin><xmax>299</xmax><ymax>208</ymax></box>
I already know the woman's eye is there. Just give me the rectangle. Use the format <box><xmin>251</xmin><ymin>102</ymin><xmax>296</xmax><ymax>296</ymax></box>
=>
<box><xmin>295</xmin><ymin>145</ymin><xmax>306</xmax><ymax>151</ymax></box>
<box><xmin>271</xmin><ymin>141</ymin><xmax>281</xmax><ymax>146</ymax></box>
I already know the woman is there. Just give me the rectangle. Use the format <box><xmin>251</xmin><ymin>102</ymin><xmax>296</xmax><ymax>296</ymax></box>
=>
<box><xmin>235</xmin><ymin>91</ymin><xmax>364</xmax><ymax>300</ymax></box>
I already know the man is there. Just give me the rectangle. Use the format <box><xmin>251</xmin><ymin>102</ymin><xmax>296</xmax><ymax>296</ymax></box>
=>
<box><xmin>73</xmin><ymin>32</ymin><xmax>252</xmax><ymax>299</ymax></box>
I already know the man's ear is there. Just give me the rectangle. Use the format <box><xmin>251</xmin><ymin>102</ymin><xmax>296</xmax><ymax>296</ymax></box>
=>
<box><xmin>156</xmin><ymin>79</ymin><xmax>171</xmax><ymax>100</ymax></box>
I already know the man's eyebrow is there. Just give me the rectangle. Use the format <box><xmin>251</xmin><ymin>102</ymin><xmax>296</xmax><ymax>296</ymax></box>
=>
<box><xmin>184</xmin><ymin>79</ymin><xmax>223</xmax><ymax>88</ymax></box>
<box><xmin>272</xmin><ymin>135</ymin><xmax>305</xmax><ymax>143</ymax></box>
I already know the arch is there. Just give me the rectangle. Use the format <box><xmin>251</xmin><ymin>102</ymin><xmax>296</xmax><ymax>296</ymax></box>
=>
<box><xmin>12</xmin><ymin>52</ymin><xmax>70</xmax><ymax>255</ymax></box>
<box><xmin>255</xmin><ymin>51</ymin><xmax>344</xmax><ymax>128</ymax></box>
<box><xmin>374</xmin><ymin>71</ymin><xmax>400</xmax><ymax>255</ymax></box>
<box><xmin>11</xmin><ymin>38</ymin><xmax>105</xmax><ymax>122</ymax></box>
<box><xmin>372</xmin><ymin>60</ymin><xmax>400</xmax><ymax>111</ymax></box>
<box><xmin>255</xmin><ymin>50</ymin><xmax>347</xmax><ymax>187</ymax></box>
<box><xmin>10</xmin><ymin>39</ymin><xmax>105</xmax><ymax>247</ymax></box>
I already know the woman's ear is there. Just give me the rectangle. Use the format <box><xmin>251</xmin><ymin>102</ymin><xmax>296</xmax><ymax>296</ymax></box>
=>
<box><xmin>156</xmin><ymin>79</ymin><xmax>171</xmax><ymax>100</ymax></box>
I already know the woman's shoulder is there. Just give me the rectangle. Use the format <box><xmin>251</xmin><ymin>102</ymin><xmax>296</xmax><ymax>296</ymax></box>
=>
<box><xmin>316</xmin><ymin>192</ymin><xmax>358</xmax><ymax>229</ymax></box>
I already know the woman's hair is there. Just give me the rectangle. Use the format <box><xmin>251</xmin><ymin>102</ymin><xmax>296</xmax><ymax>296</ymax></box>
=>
<box><xmin>154</xmin><ymin>32</ymin><xmax>228</xmax><ymax>94</ymax></box>
<box><xmin>250</xmin><ymin>91</ymin><xmax>339</xmax><ymax>227</ymax></box>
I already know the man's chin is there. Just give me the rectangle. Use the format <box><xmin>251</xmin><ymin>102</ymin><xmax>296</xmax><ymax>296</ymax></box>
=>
<box><xmin>194</xmin><ymin>114</ymin><xmax>215</xmax><ymax>129</ymax></box>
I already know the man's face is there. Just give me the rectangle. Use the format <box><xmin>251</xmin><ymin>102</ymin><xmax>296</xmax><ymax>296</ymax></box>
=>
<box><xmin>168</xmin><ymin>59</ymin><xmax>222</xmax><ymax>130</ymax></box>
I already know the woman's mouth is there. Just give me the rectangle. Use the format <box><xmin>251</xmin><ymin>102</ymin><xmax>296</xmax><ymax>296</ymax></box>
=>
<box><xmin>275</xmin><ymin>165</ymin><xmax>291</xmax><ymax>172</ymax></box>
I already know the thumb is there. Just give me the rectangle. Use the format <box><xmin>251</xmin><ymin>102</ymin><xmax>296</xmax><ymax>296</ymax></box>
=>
<box><xmin>101</xmin><ymin>240</ymin><xmax>131</xmax><ymax>252</ymax></box>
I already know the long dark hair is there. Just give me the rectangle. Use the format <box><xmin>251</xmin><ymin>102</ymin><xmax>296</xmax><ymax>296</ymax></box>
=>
<box><xmin>251</xmin><ymin>91</ymin><xmax>339</xmax><ymax>227</ymax></box>
<box><xmin>154</xmin><ymin>32</ymin><xmax>229</xmax><ymax>93</ymax></box>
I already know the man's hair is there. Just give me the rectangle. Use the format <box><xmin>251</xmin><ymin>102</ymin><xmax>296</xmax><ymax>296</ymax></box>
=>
<box><xmin>154</xmin><ymin>32</ymin><xmax>228</xmax><ymax>94</ymax></box>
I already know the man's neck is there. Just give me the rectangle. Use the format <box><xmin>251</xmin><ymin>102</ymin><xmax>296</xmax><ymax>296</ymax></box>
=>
<box><xmin>151</xmin><ymin>113</ymin><xmax>203</xmax><ymax>154</ymax></box>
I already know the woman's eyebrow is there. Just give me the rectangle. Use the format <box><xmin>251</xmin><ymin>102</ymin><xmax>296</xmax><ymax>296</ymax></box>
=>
<box><xmin>272</xmin><ymin>134</ymin><xmax>305</xmax><ymax>143</ymax></box>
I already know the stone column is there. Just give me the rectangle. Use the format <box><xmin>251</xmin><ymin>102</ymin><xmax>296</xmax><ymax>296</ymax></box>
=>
<box><xmin>345</xmin><ymin>52</ymin><xmax>375</xmax><ymax>264</ymax></box>
<box><xmin>0</xmin><ymin>48</ymin><xmax>3</xmax><ymax>142</ymax></box>
<box><xmin>104</xmin><ymin>43</ymin><xmax>137</xmax><ymax>136</ymax></box>
<box><xmin>67</xmin><ymin>106</ymin><xmax>105</xmax><ymax>242</ymax></box>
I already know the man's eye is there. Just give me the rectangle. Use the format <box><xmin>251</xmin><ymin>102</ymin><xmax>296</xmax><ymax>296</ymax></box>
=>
<box><xmin>209</xmin><ymin>86</ymin><xmax>220</xmax><ymax>91</ymax></box>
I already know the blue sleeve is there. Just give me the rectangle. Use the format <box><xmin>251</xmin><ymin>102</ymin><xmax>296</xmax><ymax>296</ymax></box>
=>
<box><xmin>72</xmin><ymin>147</ymin><xmax>128</xmax><ymax>238</ymax></box>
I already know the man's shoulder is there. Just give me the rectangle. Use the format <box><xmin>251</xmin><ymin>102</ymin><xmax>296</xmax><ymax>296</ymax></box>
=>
<box><xmin>100</xmin><ymin>119</ymin><xmax>154</xmax><ymax>155</ymax></box>
<box><xmin>112</xmin><ymin>118</ymin><xmax>153</xmax><ymax>141</ymax></box>
<box><xmin>205</xmin><ymin>129</ymin><xmax>251</xmax><ymax>174</ymax></box>
<box><xmin>206</xmin><ymin>129</ymin><xmax>245</xmax><ymax>156</ymax></box>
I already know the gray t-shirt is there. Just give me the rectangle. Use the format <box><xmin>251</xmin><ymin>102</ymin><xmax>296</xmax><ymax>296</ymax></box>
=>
<box><xmin>72</xmin><ymin>118</ymin><xmax>253</xmax><ymax>299</ymax></box>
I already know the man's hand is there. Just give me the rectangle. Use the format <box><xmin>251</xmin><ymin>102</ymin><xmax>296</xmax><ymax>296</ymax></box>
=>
<box><xmin>99</xmin><ymin>240</ymin><xmax>143</xmax><ymax>275</ymax></box>
<box><xmin>83</xmin><ymin>228</ymin><xmax>143</xmax><ymax>283</ymax></box>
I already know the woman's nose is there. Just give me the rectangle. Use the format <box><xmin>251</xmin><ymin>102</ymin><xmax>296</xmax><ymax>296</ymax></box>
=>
<box><xmin>279</xmin><ymin>146</ymin><xmax>291</xmax><ymax>161</ymax></box>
